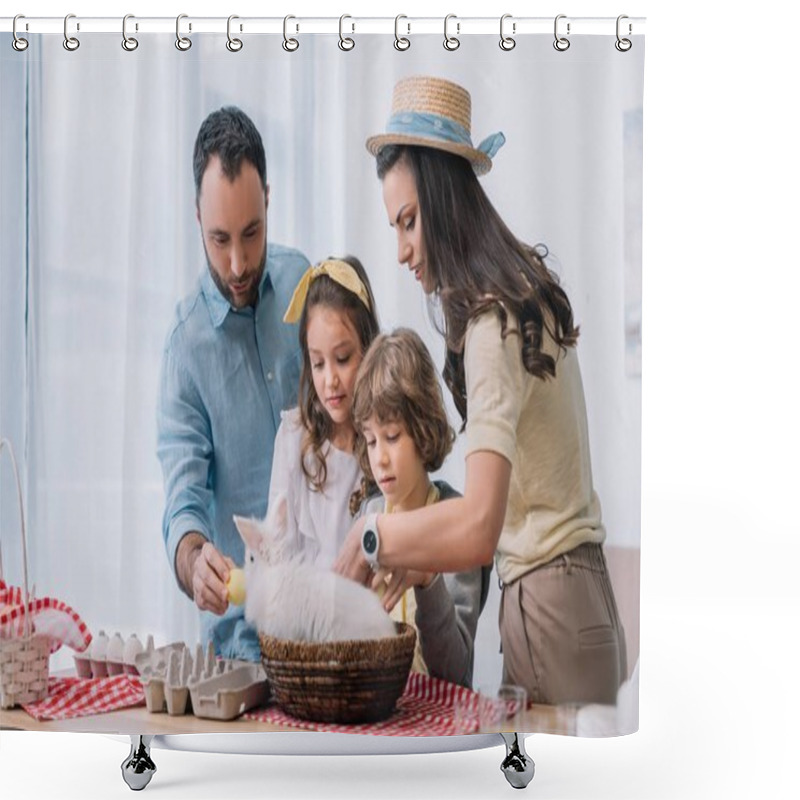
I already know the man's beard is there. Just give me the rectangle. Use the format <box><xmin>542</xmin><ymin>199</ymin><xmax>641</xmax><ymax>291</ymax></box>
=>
<box><xmin>205</xmin><ymin>241</ymin><xmax>267</xmax><ymax>310</ymax></box>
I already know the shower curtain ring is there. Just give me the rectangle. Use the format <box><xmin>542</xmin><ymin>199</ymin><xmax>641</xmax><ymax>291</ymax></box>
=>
<box><xmin>443</xmin><ymin>14</ymin><xmax>460</xmax><ymax>51</ymax></box>
<box><xmin>338</xmin><ymin>14</ymin><xmax>355</xmax><ymax>51</ymax></box>
<box><xmin>499</xmin><ymin>14</ymin><xmax>516</xmax><ymax>51</ymax></box>
<box><xmin>226</xmin><ymin>15</ymin><xmax>243</xmax><ymax>52</ymax></box>
<box><xmin>394</xmin><ymin>15</ymin><xmax>410</xmax><ymax>51</ymax></box>
<box><xmin>12</xmin><ymin>15</ymin><xmax>29</xmax><ymax>51</ymax></box>
<box><xmin>176</xmin><ymin>14</ymin><xmax>192</xmax><ymax>51</ymax></box>
<box><xmin>122</xmin><ymin>14</ymin><xmax>139</xmax><ymax>51</ymax></box>
<box><xmin>553</xmin><ymin>14</ymin><xmax>570</xmax><ymax>51</ymax></box>
<box><xmin>615</xmin><ymin>15</ymin><xmax>632</xmax><ymax>51</ymax></box>
<box><xmin>63</xmin><ymin>13</ymin><xmax>80</xmax><ymax>51</ymax></box>
<box><xmin>283</xmin><ymin>15</ymin><xmax>299</xmax><ymax>52</ymax></box>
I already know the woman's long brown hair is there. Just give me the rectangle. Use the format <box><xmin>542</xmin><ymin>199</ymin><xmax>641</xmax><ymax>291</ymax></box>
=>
<box><xmin>376</xmin><ymin>145</ymin><xmax>579</xmax><ymax>428</ymax></box>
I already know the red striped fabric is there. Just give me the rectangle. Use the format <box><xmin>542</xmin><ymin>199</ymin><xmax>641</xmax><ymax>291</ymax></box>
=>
<box><xmin>18</xmin><ymin>670</ymin><xmax>480</xmax><ymax>732</ymax></box>
<box><xmin>243</xmin><ymin>672</ymin><xmax>481</xmax><ymax>736</ymax></box>
<box><xmin>21</xmin><ymin>676</ymin><xmax>145</xmax><ymax>721</ymax></box>
<box><xmin>0</xmin><ymin>580</ymin><xmax>92</xmax><ymax>654</ymax></box>
<box><xmin>0</xmin><ymin>581</ymin><xmax>24</xmax><ymax>606</ymax></box>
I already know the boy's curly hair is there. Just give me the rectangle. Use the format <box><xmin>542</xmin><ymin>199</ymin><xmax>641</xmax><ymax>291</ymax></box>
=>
<box><xmin>349</xmin><ymin>328</ymin><xmax>455</xmax><ymax>515</ymax></box>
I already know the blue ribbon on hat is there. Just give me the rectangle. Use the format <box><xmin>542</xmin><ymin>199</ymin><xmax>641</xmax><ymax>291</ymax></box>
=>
<box><xmin>386</xmin><ymin>111</ymin><xmax>506</xmax><ymax>160</ymax></box>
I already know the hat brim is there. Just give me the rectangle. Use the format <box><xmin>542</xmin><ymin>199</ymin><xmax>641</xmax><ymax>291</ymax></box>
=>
<box><xmin>365</xmin><ymin>133</ymin><xmax>492</xmax><ymax>176</ymax></box>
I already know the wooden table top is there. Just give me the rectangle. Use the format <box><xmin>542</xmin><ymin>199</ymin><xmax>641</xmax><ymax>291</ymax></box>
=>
<box><xmin>1</xmin><ymin>700</ymin><xmax>576</xmax><ymax>735</ymax></box>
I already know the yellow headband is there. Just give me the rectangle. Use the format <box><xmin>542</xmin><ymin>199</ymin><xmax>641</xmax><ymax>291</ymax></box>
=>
<box><xmin>283</xmin><ymin>259</ymin><xmax>372</xmax><ymax>324</ymax></box>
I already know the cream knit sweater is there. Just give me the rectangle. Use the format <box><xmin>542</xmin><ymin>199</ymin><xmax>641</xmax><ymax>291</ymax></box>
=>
<box><xmin>464</xmin><ymin>308</ymin><xmax>604</xmax><ymax>584</ymax></box>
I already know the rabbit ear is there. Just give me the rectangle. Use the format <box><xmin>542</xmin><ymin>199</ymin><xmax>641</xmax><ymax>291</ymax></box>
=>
<box><xmin>266</xmin><ymin>492</ymin><xmax>289</xmax><ymax>538</ymax></box>
<box><xmin>233</xmin><ymin>515</ymin><xmax>263</xmax><ymax>554</ymax></box>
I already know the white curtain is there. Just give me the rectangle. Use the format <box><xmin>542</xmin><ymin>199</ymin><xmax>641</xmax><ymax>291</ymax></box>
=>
<box><xmin>0</xmin><ymin>33</ymin><xmax>643</xmax><ymax>682</ymax></box>
<box><xmin>1</xmin><ymin>45</ymin><xmax>29</xmax><ymax>594</ymax></box>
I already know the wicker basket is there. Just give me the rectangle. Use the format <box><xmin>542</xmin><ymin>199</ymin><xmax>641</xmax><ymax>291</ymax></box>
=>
<box><xmin>0</xmin><ymin>634</ymin><xmax>50</xmax><ymax>708</ymax></box>
<box><xmin>259</xmin><ymin>622</ymin><xmax>416</xmax><ymax>724</ymax></box>
<box><xmin>1</xmin><ymin>438</ymin><xmax>49</xmax><ymax>709</ymax></box>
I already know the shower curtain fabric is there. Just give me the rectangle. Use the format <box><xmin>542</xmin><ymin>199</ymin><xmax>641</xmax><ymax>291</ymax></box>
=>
<box><xmin>0</xmin><ymin>30</ymin><xmax>644</xmax><ymax>737</ymax></box>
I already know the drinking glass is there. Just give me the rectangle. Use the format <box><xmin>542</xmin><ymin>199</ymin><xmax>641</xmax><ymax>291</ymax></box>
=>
<box><xmin>477</xmin><ymin>684</ymin><xmax>527</xmax><ymax>733</ymax></box>
<box><xmin>452</xmin><ymin>691</ymin><xmax>481</xmax><ymax>735</ymax></box>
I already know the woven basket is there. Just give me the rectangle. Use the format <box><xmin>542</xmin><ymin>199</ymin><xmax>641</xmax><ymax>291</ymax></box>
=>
<box><xmin>1</xmin><ymin>438</ymin><xmax>49</xmax><ymax>709</ymax></box>
<box><xmin>0</xmin><ymin>634</ymin><xmax>50</xmax><ymax>708</ymax></box>
<box><xmin>259</xmin><ymin>622</ymin><xmax>416</xmax><ymax>724</ymax></box>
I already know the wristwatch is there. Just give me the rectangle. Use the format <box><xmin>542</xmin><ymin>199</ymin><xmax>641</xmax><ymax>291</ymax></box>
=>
<box><xmin>361</xmin><ymin>514</ymin><xmax>380</xmax><ymax>568</ymax></box>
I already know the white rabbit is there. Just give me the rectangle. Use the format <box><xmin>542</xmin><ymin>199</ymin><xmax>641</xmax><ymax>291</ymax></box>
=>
<box><xmin>233</xmin><ymin>492</ymin><xmax>396</xmax><ymax>643</ymax></box>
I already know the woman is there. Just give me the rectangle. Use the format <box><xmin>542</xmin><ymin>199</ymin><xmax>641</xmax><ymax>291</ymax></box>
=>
<box><xmin>335</xmin><ymin>76</ymin><xmax>626</xmax><ymax>706</ymax></box>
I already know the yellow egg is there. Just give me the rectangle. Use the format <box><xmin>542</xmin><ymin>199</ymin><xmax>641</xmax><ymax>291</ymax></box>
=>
<box><xmin>226</xmin><ymin>568</ymin><xmax>246</xmax><ymax>606</ymax></box>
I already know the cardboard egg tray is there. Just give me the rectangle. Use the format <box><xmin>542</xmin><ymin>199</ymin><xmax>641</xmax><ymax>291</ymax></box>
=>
<box><xmin>135</xmin><ymin>642</ymin><xmax>269</xmax><ymax>721</ymax></box>
<box><xmin>73</xmin><ymin>631</ymin><xmax>147</xmax><ymax>678</ymax></box>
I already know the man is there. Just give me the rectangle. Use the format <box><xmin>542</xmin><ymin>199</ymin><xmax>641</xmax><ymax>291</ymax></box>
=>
<box><xmin>157</xmin><ymin>106</ymin><xmax>307</xmax><ymax>660</ymax></box>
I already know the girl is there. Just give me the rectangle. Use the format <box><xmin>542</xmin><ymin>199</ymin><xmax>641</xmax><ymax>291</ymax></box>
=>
<box><xmin>350</xmin><ymin>328</ymin><xmax>491</xmax><ymax>689</ymax></box>
<box><xmin>266</xmin><ymin>256</ymin><xmax>379</xmax><ymax>571</ymax></box>
<box><xmin>336</xmin><ymin>76</ymin><xmax>626</xmax><ymax>706</ymax></box>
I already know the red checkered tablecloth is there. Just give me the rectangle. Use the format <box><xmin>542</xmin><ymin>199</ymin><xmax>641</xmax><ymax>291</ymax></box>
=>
<box><xmin>243</xmin><ymin>672</ymin><xmax>480</xmax><ymax>736</ymax></box>
<box><xmin>21</xmin><ymin>675</ymin><xmax>145</xmax><ymax>721</ymax></box>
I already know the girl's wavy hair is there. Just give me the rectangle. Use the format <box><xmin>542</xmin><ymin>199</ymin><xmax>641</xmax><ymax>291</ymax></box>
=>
<box><xmin>376</xmin><ymin>145</ymin><xmax>580</xmax><ymax>429</ymax></box>
<box><xmin>349</xmin><ymin>328</ymin><xmax>455</xmax><ymax>515</ymax></box>
<box><xmin>297</xmin><ymin>255</ymin><xmax>380</xmax><ymax>493</ymax></box>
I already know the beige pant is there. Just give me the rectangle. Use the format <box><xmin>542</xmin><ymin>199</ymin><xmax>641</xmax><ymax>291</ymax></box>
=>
<box><xmin>499</xmin><ymin>542</ymin><xmax>627</xmax><ymax>706</ymax></box>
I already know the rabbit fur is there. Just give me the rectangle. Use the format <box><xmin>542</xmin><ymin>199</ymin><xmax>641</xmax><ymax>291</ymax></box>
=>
<box><xmin>233</xmin><ymin>493</ymin><xmax>396</xmax><ymax>643</ymax></box>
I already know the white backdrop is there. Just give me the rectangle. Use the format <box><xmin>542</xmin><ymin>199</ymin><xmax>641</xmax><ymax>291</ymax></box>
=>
<box><xmin>2</xmin><ymin>1</ymin><xmax>799</xmax><ymax>799</ymax></box>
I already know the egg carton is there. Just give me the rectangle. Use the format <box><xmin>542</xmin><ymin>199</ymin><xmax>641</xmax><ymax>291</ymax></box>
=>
<box><xmin>135</xmin><ymin>641</ymin><xmax>192</xmax><ymax>715</ymax></box>
<box><xmin>189</xmin><ymin>662</ymin><xmax>269</xmax><ymax>721</ymax></box>
<box><xmin>74</xmin><ymin>631</ymin><xmax>149</xmax><ymax>679</ymax></box>
<box><xmin>136</xmin><ymin>641</ymin><xmax>268</xmax><ymax>720</ymax></box>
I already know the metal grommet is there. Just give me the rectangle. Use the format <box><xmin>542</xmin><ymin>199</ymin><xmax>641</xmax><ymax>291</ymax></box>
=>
<box><xmin>338</xmin><ymin>14</ymin><xmax>355</xmax><ymax>51</ymax></box>
<box><xmin>63</xmin><ymin>13</ymin><xmax>80</xmax><ymax>51</ymax></box>
<box><xmin>615</xmin><ymin>14</ymin><xmax>632</xmax><ymax>52</ymax></box>
<box><xmin>283</xmin><ymin>15</ymin><xmax>299</xmax><ymax>52</ymax></box>
<box><xmin>12</xmin><ymin>15</ymin><xmax>29</xmax><ymax>52</ymax></box>
<box><xmin>499</xmin><ymin>13</ymin><xmax>515</xmax><ymax>51</ymax></box>
<box><xmin>394</xmin><ymin>14</ymin><xmax>410</xmax><ymax>51</ymax></box>
<box><xmin>443</xmin><ymin>13</ymin><xmax>460</xmax><ymax>51</ymax></box>
<box><xmin>226</xmin><ymin>15</ymin><xmax>243</xmax><ymax>52</ymax></box>
<box><xmin>176</xmin><ymin>13</ymin><xmax>192</xmax><ymax>51</ymax></box>
<box><xmin>122</xmin><ymin>14</ymin><xmax>139</xmax><ymax>51</ymax></box>
<box><xmin>553</xmin><ymin>14</ymin><xmax>570</xmax><ymax>52</ymax></box>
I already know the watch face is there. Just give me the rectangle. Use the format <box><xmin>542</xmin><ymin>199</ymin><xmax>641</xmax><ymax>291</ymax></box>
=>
<box><xmin>363</xmin><ymin>529</ymin><xmax>378</xmax><ymax>555</ymax></box>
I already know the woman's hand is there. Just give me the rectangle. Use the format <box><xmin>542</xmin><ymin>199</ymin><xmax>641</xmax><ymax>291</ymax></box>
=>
<box><xmin>333</xmin><ymin>516</ymin><xmax>372</xmax><ymax>587</ymax></box>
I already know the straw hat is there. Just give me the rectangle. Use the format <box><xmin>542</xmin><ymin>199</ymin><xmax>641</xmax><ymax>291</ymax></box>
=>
<box><xmin>366</xmin><ymin>76</ymin><xmax>505</xmax><ymax>176</ymax></box>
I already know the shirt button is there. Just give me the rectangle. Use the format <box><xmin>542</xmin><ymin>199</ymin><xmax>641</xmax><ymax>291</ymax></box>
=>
<box><xmin>267</xmin><ymin>371</ymin><xmax>274</xmax><ymax>381</ymax></box>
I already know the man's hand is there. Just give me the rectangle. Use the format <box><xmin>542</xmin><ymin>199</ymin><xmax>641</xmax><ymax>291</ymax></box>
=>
<box><xmin>176</xmin><ymin>533</ymin><xmax>234</xmax><ymax>616</ymax></box>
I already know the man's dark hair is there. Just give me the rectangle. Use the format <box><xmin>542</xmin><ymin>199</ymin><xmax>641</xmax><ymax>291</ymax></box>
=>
<box><xmin>193</xmin><ymin>106</ymin><xmax>267</xmax><ymax>197</ymax></box>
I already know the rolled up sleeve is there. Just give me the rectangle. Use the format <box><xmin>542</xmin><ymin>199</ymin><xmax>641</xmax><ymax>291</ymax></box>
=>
<box><xmin>156</xmin><ymin>344</ymin><xmax>214</xmax><ymax>578</ymax></box>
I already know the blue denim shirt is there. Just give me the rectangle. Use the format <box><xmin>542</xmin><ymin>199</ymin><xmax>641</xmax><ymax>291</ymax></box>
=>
<box><xmin>157</xmin><ymin>243</ymin><xmax>308</xmax><ymax>660</ymax></box>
